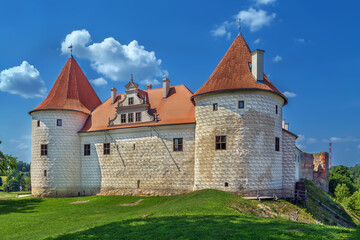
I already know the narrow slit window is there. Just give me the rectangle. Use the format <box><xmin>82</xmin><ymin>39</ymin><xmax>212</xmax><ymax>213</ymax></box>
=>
<box><xmin>121</xmin><ymin>114</ymin><xmax>126</xmax><ymax>123</ymax></box>
<box><xmin>213</xmin><ymin>103</ymin><xmax>218</xmax><ymax>111</ymax></box>
<box><xmin>238</xmin><ymin>101</ymin><xmax>245</xmax><ymax>109</ymax></box>
<box><xmin>44</xmin><ymin>170</ymin><xmax>47</xmax><ymax>177</ymax></box>
<box><xmin>276</xmin><ymin>105</ymin><xmax>278</xmax><ymax>114</ymax></box>
<box><xmin>41</xmin><ymin>144</ymin><xmax>48</xmax><ymax>156</ymax></box>
<box><xmin>103</xmin><ymin>143</ymin><xmax>110</xmax><ymax>155</ymax></box>
<box><xmin>173</xmin><ymin>138</ymin><xmax>183</xmax><ymax>151</ymax></box>
<box><xmin>128</xmin><ymin>113</ymin><xmax>134</xmax><ymax>122</ymax></box>
<box><xmin>275</xmin><ymin>137</ymin><xmax>280</xmax><ymax>152</ymax></box>
<box><xmin>133</xmin><ymin>144</ymin><xmax>136</xmax><ymax>150</ymax></box>
<box><xmin>216</xmin><ymin>136</ymin><xmax>226</xmax><ymax>150</ymax></box>
<box><xmin>136</xmin><ymin>112</ymin><xmax>141</xmax><ymax>122</ymax></box>
<box><xmin>84</xmin><ymin>144</ymin><xmax>91</xmax><ymax>156</ymax></box>
<box><xmin>137</xmin><ymin>180</ymin><xmax>140</xmax><ymax>189</ymax></box>
<box><xmin>57</xmin><ymin>119</ymin><xmax>62</xmax><ymax>126</ymax></box>
<box><xmin>37</xmin><ymin>120</ymin><xmax>40</xmax><ymax>127</ymax></box>
<box><xmin>128</xmin><ymin>97</ymin><xmax>134</xmax><ymax>105</ymax></box>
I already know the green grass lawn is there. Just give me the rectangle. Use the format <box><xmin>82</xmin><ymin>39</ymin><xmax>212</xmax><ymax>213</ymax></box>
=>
<box><xmin>0</xmin><ymin>191</ymin><xmax>31</xmax><ymax>198</ymax></box>
<box><xmin>0</xmin><ymin>190</ymin><xmax>359</xmax><ymax>240</ymax></box>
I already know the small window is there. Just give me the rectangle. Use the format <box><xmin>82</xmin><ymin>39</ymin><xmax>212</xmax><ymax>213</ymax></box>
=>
<box><xmin>275</xmin><ymin>137</ymin><xmax>280</xmax><ymax>152</ymax></box>
<box><xmin>128</xmin><ymin>113</ymin><xmax>134</xmax><ymax>123</ymax></box>
<box><xmin>84</xmin><ymin>144</ymin><xmax>90</xmax><ymax>156</ymax></box>
<box><xmin>44</xmin><ymin>170</ymin><xmax>47</xmax><ymax>177</ymax></box>
<box><xmin>133</xmin><ymin>144</ymin><xmax>136</xmax><ymax>150</ymax></box>
<box><xmin>37</xmin><ymin>120</ymin><xmax>40</xmax><ymax>127</ymax></box>
<box><xmin>173</xmin><ymin>138</ymin><xmax>183</xmax><ymax>151</ymax></box>
<box><xmin>136</xmin><ymin>112</ymin><xmax>141</xmax><ymax>122</ymax></box>
<box><xmin>103</xmin><ymin>143</ymin><xmax>110</xmax><ymax>155</ymax></box>
<box><xmin>225</xmin><ymin>182</ymin><xmax>229</xmax><ymax>187</ymax></box>
<box><xmin>216</xmin><ymin>136</ymin><xmax>226</xmax><ymax>150</ymax></box>
<box><xmin>238</xmin><ymin>101</ymin><xmax>245</xmax><ymax>109</ymax></box>
<box><xmin>41</xmin><ymin>144</ymin><xmax>48</xmax><ymax>156</ymax></box>
<box><xmin>137</xmin><ymin>180</ymin><xmax>140</xmax><ymax>189</ymax></box>
<box><xmin>128</xmin><ymin>97</ymin><xmax>134</xmax><ymax>105</ymax></box>
<box><xmin>213</xmin><ymin>103</ymin><xmax>218</xmax><ymax>111</ymax></box>
<box><xmin>121</xmin><ymin>114</ymin><xmax>126</xmax><ymax>123</ymax></box>
<box><xmin>57</xmin><ymin>119</ymin><xmax>62</xmax><ymax>126</ymax></box>
<box><xmin>276</xmin><ymin>105</ymin><xmax>278</xmax><ymax>114</ymax></box>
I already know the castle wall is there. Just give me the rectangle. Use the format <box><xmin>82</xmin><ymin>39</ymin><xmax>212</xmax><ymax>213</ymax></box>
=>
<box><xmin>31</xmin><ymin>110</ymin><xmax>88</xmax><ymax>197</ymax></box>
<box><xmin>193</xmin><ymin>91</ymin><xmax>284</xmax><ymax>193</ymax></box>
<box><xmin>80</xmin><ymin>124</ymin><xmax>195</xmax><ymax>196</ymax></box>
<box><xmin>282</xmin><ymin>130</ymin><xmax>297</xmax><ymax>191</ymax></box>
<box><xmin>300</xmin><ymin>152</ymin><xmax>329</xmax><ymax>192</ymax></box>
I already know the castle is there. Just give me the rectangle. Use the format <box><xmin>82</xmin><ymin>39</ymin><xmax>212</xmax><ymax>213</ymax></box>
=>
<box><xmin>30</xmin><ymin>35</ymin><xmax>328</xmax><ymax>198</ymax></box>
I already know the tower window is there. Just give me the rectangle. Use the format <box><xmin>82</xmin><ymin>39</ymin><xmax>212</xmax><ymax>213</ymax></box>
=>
<box><xmin>57</xmin><ymin>119</ymin><xmax>62</xmax><ymax>126</ymax></box>
<box><xmin>41</xmin><ymin>144</ymin><xmax>48</xmax><ymax>156</ymax></box>
<box><xmin>136</xmin><ymin>112</ymin><xmax>141</xmax><ymax>122</ymax></box>
<box><xmin>128</xmin><ymin>97</ymin><xmax>134</xmax><ymax>105</ymax></box>
<box><xmin>121</xmin><ymin>114</ymin><xmax>126</xmax><ymax>123</ymax></box>
<box><xmin>84</xmin><ymin>144</ymin><xmax>90</xmax><ymax>156</ymax></box>
<box><xmin>275</xmin><ymin>137</ymin><xmax>280</xmax><ymax>152</ymax></box>
<box><xmin>216</xmin><ymin>136</ymin><xmax>226</xmax><ymax>150</ymax></box>
<box><xmin>276</xmin><ymin>105</ymin><xmax>278</xmax><ymax>114</ymax></box>
<box><xmin>128</xmin><ymin>113</ymin><xmax>134</xmax><ymax>123</ymax></box>
<box><xmin>44</xmin><ymin>170</ymin><xmax>47</xmax><ymax>177</ymax></box>
<box><xmin>238</xmin><ymin>101</ymin><xmax>245</xmax><ymax>109</ymax></box>
<box><xmin>225</xmin><ymin>182</ymin><xmax>229</xmax><ymax>187</ymax></box>
<box><xmin>173</xmin><ymin>138</ymin><xmax>183</xmax><ymax>151</ymax></box>
<box><xmin>137</xmin><ymin>180</ymin><xmax>140</xmax><ymax>189</ymax></box>
<box><xmin>103</xmin><ymin>143</ymin><xmax>110</xmax><ymax>155</ymax></box>
<box><xmin>213</xmin><ymin>103</ymin><xmax>218</xmax><ymax>111</ymax></box>
<box><xmin>37</xmin><ymin>120</ymin><xmax>40</xmax><ymax>127</ymax></box>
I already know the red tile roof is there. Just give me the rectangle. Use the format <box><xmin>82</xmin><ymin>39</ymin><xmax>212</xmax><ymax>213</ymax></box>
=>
<box><xmin>193</xmin><ymin>35</ymin><xmax>287</xmax><ymax>104</ymax></box>
<box><xmin>29</xmin><ymin>57</ymin><xmax>101</xmax><ymax>115</ymax></box>
<box><xmin>80</xmin><ymin>85</ymin><xmax>195</xmax><ymax>132</ymax></box>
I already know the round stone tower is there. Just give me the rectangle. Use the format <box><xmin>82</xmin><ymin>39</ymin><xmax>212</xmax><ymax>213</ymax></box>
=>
<box><xmin>29</xmin><ymin>57</ymin><xmax>101</xmax><ymax>197</ymax></box>
<box><xmin>192</xmin><ymin>35</ymin><xmax>287</xmax><ymax>195</ymax></box>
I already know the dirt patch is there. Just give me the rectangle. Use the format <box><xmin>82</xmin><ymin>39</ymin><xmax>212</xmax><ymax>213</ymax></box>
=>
<box><xmin>120</xmin><ymin>199</ymin><xmax>143</xmax><ymax>206</ymax></box>
<box><xmin>258</xmin><ymin>204</ymin><xmax>278</xmax><ymax>217</ymax></box>
<box><xmin>141</xmin><ymin>213</ymin><xmax>150</xmax><ymax>218</ymax></box>
<box><xmin>72</xmin><ymin>200</ymin><xmax>90</xmax><ymax>204</ymax></box>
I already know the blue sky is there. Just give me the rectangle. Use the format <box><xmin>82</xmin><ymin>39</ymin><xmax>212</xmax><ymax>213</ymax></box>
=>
<box><xmin>0</xmin><ymin>0</ymin><xmax>359</xmax><ymax>167</ymax></box>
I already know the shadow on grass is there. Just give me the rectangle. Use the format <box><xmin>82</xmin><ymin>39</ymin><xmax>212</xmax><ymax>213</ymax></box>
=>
<box><xmin>48</xmin><ymin>215</ymin><xmax>358</xmax><ymax>240</ymax></box>
<box><xmin>0</xmin><ymin>198</ymin><xmax>42</xmax><ymax>215</ymax></box>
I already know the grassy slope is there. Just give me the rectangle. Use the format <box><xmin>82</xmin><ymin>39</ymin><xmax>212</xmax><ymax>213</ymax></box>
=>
<box><xmin>0</xmin><ymin>190</ymin><xmax>359</xmax><ymax>240</ymax></box>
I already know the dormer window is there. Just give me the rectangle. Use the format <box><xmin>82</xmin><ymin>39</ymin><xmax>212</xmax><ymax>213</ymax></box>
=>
<box><xmin>128</xmin><ymin>113</ymin><xmax>134</xmax><ymax>122</ymax></box>
<box><xmin>213</xmin><ymin>103</ymin><xmax>218</xmax><ymax>111</ymax></box>
<box><xmin>128</xmin><ymin>97</ymin><xmax>134</xmax><ymax>105</ymax></box>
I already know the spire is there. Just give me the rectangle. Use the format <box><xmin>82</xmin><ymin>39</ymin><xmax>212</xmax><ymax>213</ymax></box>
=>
<box><xmin>30</xmin><ymin>57</ymin><xmax>102</xmax><ymax>114</ymax></box>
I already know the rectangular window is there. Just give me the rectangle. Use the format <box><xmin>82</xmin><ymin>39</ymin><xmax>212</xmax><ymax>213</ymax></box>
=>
<box><xmin>136</xmin><ymin>112</ymin><xmax>141</xmax><ymax>122</ymax></box>
<box><xmin>41</xmin><ymin>144</ymin><xmax>48</xmax><ymax>156</ymax></box>
<box><xmin>173</xmin><ymin>138</ymin><xmax>183</xmax><ymax>151</ymax></box>
<box><xmin>57</xmin><ymin>119</ymin><xmax>62</xmax><ymax>126</ymax></box>
<box><xmin>216</xmin><ymin>136</ymin><xmax>226</xmax><ymax>150</ymax></box>
<box><xmin>275</xmin><ymin>137</ymin><xmax>280</xmax><ymax>152</ymax></box>
<box><xmin>213</xmin><ymin>103</ymin><xmax>218</xmax><ymax>111</ymax></box>
<box><xmin>238</xmin><ymin>101</ymin><xmax>245</xmax><ymax>109</ymax></box>
<box><xmin>128</xmin><ymin>113</ymin><xmax>134</xmax><ymax>122</ymax></box>
<box><xmin>121</xmin><ymin>114</ymin><xmax>126</xmax><ymax>123</ymax></box>
<box><xmin>276</xmin><ymin>105</ymin><xmax>278</xmax><ymax>114</ymax></box>
<box><xmin>84</xmin><ymin>144</ymin><xmax>90</xmax><ymax>156</ymax></box>
<box><xmin>44</xmin><ymin>170</ymin><xmax>47</xmax><ymax>177</ymax></box>
<box><xmin>37</xmin><ymin>120</ymin><xmax>40</xmax><ymax>127</ymax></box>
<box><xmin>128</xmin><ymin>97</ymin><xmax>134</xmax><ymax>105</ymax></box>
<box><xmin>103</xmin><ymin>143</ymin><xmax>110</xmax><ymax>155</ymax></box>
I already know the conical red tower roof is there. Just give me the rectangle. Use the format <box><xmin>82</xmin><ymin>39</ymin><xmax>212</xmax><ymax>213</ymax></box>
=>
<box><xmin>193</xmin><ymin>35</ymin><xmax>287</xmax><ymax>104</ymax></box>
<box><xmin>30</xmin><ymin>57</ymin><xmax>101</xmax><ymax>115</ymax></box>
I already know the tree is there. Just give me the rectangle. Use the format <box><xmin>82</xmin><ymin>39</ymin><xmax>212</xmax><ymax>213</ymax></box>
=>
<box><xmin>347</xmin><ymin>191</ymin><xmax>360</xmax><ymax>216</ymax></box>
<box><xmin>335</xmin><ymin>183</ymin><xmax>351</xmax><ymax>203</ymax></box>
<box><xmin>0</xmin><ymin>141</ymin><xmax>17</xmax><ymax>174</ymax></box>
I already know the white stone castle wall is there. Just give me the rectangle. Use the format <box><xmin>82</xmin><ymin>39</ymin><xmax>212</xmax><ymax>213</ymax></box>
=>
<box><xmin>80</xmin><ymin>124</ymin><xmax>195</xmax><ymax>196</ymax></box>
<box><xmin>194</xmin><ymin>91</ymin><xmax>284</xmax><ymax>192</ymax></box>
<box><xmin>282</xmin><ymin>130</ymin><xmax>297</xmax><ymax>190</ymax></box>
<box><xmin>31</xmin><ymin>110</ymin><xmax>88</xmax><ymax>197</ymax></box>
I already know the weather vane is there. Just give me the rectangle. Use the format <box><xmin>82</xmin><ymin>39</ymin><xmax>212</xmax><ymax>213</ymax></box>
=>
<box><xmin>68</xmin><ymin>44</ymin><xmax>73</xmax><ymax>57</ymax></box>
<box><xmin>236</xmin><ymin>18</ymin><xmax>241</xmax><ymax>35</ymax></box>
<box><xmin>131</xmin><ymin>73</ymin><xmax>133</xmax><ymax>82</ymax></box>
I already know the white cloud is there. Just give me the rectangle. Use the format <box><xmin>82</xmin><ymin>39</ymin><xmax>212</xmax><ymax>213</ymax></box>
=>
<box><xmin>210</xmin><ymin>21</ymin><xmax>232</xmax><ymax>40</ymax></box>
<box><xmin>357</xmin><ymin>144</ymin><xmax>360</xmax><ymax>149</ymax></box>
<box><xmin>295</xmin><ymin>38</ymin><xmax>305</xmax><ymax>43</ymax></box>
<box><xmin>254</xmin><ymin>0</ymin><xmax>277</xmax><ymax>5</ymax></box>
<box><xmin>61</xmin><ymin>29</ymin><xmax>168</xmax><ymax>85</ymax></box>
<box><xmin>0</xmin><ymin>61</ymin><xmax>46</xmax><ymax>98</ymax></box>
<box><xmin>90</xmin><ymin>77</ymin><xmax>108</xmax><ymax>87</ymax></box>
<box><xmin>307</xmin><ymin>138</ymin><xmax>317</xmax><ymax>144</ymax></box>
<box><xmin>283</xmin><ymin>91</ymin><xmax>296</xmax><ymax>98</ymax></box>
<box><xmin>296</xmin><ymin>144</ymin><xmax>306</xmax><ymax>150</ymax></box>
<box><xmin>21</xmin><ymin>135</ymin><xmax>31</xmax><ymax>140</ymax></box>
<box><xmin>273</xmin><ymin>55</ymin><xmax>282</xmax><ymax>62</ymax></box>
<box><xmin>236</xmin><ymin>8</ymin><xmax>276</xmax><ymax>32</ymax></box>
<box><xmin>17</xmin><ymin>143</ymin><xmax>29</xmax><ymax>150</ymax></box>
<box><xmin>330</xmin><ymin>137</ymin><xmax>360</xmax><ymax>143</ymax></box>
<box><xmin>253</xmin><ymin>38</ymin><xmax>261</xmax><ymax>44</ymax></box>
<box><xmin>297</xmin><ymin>134</ymin><xmax>305</xmax><ymax>142</ymax></box>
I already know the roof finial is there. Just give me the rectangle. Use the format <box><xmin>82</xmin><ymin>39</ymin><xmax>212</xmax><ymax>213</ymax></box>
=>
<box><xmin>236</xmin><ymin>18</ymin><xmax>241</xmax><ymax>36</ymax></box>
<box><xmin>131</xmin><ymin>73</ymin><xmax>133</xmax><ymax>82</ymax></box>
<box><xmin>68</xmin><ymin>44</ymin><xmax>73</xmax><ymax>57</ymax></box>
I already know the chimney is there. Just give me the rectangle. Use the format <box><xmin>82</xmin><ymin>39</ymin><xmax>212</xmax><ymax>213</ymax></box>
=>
<box><xmin>285</xmin><ymin>123</ymin><xmax>289</xmax><ymax>131</ymax></box>
<box><xmin>251</xmin><ymin>49</ymin><xmax>265</xmax><ymax>82</ymax></box>
<box><xmin>111</xmin><ymin>87</ymin><xmax>117</xmax><ymax>104</ymax></box>
<box><xmin>282</xmin><ymin>119</ymin><xmax>285</xmax><ymax>129</ymax></box>
<box><xmin>162</xmin><ymin>78</ymin><xmax>170</xmax><ymax>99</ymax></box>
<box><xmin>147</xmin><ymin>84</ymin><xmax>152</xmax><ymax>90</ymax></box>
